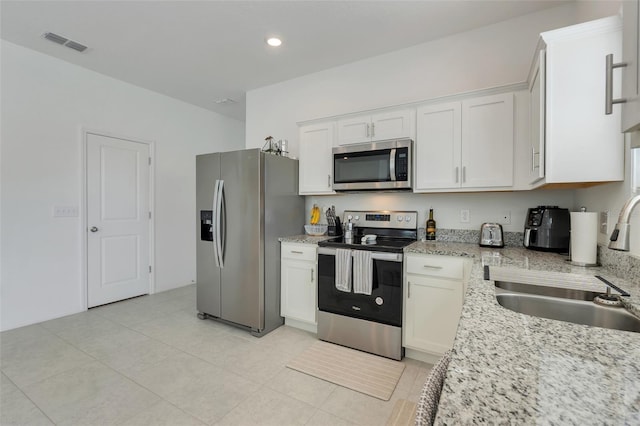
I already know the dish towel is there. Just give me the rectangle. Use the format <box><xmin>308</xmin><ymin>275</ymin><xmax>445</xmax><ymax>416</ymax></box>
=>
<box><xmin>353</xmin><ymin>250</ymin><xmax>373</xmax><ymax>295</ymax></box>
<box><xmin>335</xmin><ymin>248</ymin><xmax>352</xmax><ymax>292</ymax></box>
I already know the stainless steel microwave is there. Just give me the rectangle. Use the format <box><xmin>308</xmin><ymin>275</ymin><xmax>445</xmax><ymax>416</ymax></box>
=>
<box><xmin>332</xmin><ymin>138</ymin><xmax>412</xmax><ymax>191</ymax></box>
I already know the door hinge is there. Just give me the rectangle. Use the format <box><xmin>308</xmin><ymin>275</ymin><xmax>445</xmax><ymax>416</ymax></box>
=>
<box><xmin>149</xmin><ymin>211</ymin><xmax>152</xmax><ymax>219</ymax></box>
<box><xmin>148</xmin><ymin>157</ymin><xmax>151</xmax><ymax>165</ymax></box>
<box><xmin>149</xmin><ymin>265</ymin><xmax>152</xmax><ymax>273</ymax></box>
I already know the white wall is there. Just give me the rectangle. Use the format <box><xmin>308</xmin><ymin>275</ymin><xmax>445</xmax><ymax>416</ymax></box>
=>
<box><xmin>245</xmin><ymin>2</ymin><xmax>618</xmax><ymax>157</ymax></box>
<box><xmin>244</xmin><ymin>2</ymin><xmax>616</xmax><ymax>238</ymax></box>
<box><xmin>305</xmin><ymin>190</ymin><xmax>575</xmax><ymax>234</ymax></box>
<box><xmin>575</xmin><ymin>133</ymin><xmax>640</xmax><ymax>256</ymax></box>
<box><xmin>0</xmin><ymin>41</ymin><xmax>245</xmax><ymax>331</ymax></box>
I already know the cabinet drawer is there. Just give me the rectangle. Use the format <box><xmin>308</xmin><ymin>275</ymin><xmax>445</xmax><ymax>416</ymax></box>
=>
<box><xmin>406</xmin><ymin>255</ymin><xmax>464</xmax><ymax>279</ymax></box>
<box><xmin>281</xmin><ymin>243</ymin><xmax>317</xmax><ymax>262</ymax></box>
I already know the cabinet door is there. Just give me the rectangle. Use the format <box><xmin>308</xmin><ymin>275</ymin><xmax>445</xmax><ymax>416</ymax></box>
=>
<box><xmin>299</xmin><ymin>122</ymin><xmax>336</xmax><ymax>195</ymax></box>
<box><xmin>404</xmin><ymin>274</ymin><xmax>463</xmax><ymax>354</ymax></box>
<box><xmin>544</xmin><ymin>19</ymin><xmax>623</xmax><ymax>183</ymax></box>
<box><xmin>371</xmin><ymin>109</ymin><xmax>414</xmax><ymax>141</ymax></box>
<box><xmin>622</xmin><ymin>0</ymin><xmax>640</xmax><ymax>132</ymax></box>
<box><xmin>415</xmin><ymin>102</ymin><xmax>461</xmax><ymax>190</ymax></box>
<box><xmin>529</xmin><ymin>50</ymin><xmax>546</xmax><ymax>184</ymax></box>
<box><xmin>281</xmin><ymin>259</ymin><xmax>316</xmax><ymax>324</ymax></box>
<box><xmin>336</xmin><ymin>115</ymin><xmax>371</xmax><ymax>145</ymax></box>
<box><xmin>461</xmin><ymin>93</ymin><xmax>514</xmax><ymax>188</ymax></box>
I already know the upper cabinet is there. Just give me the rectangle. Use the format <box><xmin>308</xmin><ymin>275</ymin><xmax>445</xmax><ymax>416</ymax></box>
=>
<box><xmin>415</xmin><ymin>92</ymin><xmax>514</xmax><ymax>191</ymax></box>
<box><xmin>336</xmin><ymin>109</ymin><xmax>414</xmax><ymax>145</ymax></box>
<box><xmin>528</xmin><ymin>50</ymin><xmax>546</xmax><ymax>185</ymax></box>
<box><xmin>621</xmin><ymin>0</ymin><xmax>640</xmax><ymax>132</ymax></box>
<box><xmin>527</xmin><ymin>16</ymin><xmax>624</xmax><ymax>187</ymax></box>
<box><xmin>299</xmin><ymin>122</ymin><xmax>336</xmax><ymax>195</ymax></box>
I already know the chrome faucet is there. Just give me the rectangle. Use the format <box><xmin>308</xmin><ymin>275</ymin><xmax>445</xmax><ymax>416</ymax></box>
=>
<box><xmin>609</xmin><ymin>194</ymin><xmax>640</xmax><ymax>251</ymax></box>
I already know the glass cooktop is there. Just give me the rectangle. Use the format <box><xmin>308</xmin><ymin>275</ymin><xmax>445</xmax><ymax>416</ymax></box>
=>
<box><xmin>318</xmin><ymin>236</ymin><xmax>416</xmax><ymax>253</ymax></box>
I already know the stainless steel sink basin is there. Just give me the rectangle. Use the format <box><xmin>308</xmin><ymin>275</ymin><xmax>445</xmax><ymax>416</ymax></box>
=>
<box><xmin>495</xmin><ymin>281</ymin><xmax>640</xmax><ymax>333</ymax></box>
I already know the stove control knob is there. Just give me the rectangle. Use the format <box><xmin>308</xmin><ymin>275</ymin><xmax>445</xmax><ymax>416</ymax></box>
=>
<box><xmin>397</xmin><ymin>215</ymin><xmax>404</xmax><ymax>222</ymax></box>
<box><xmin>375</xmin><ymin>297</ymin><xmax>383</xmax><ymax>306</ymax></box>
<box><xmin>405</xmin><ymin>215</ymin><xmax>411</xmax><ymax>222</ymax></box>
<box><xmin>354</xmin><ymin>215</ymin><xmax>360</xmax><ymax>221</ymax></box>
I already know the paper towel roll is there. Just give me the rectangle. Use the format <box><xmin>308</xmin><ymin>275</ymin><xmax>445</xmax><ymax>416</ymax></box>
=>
<box><xmin>570</xmin><ymin>212</ymin><xmax>598</xmax><ymax>265</ymax></box>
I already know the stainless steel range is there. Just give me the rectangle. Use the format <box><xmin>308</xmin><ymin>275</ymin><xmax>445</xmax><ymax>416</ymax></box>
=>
<box><xmin>317</xmin><ymin>210</ymin><xmax>418</xmax><ymax>360</ymax></box>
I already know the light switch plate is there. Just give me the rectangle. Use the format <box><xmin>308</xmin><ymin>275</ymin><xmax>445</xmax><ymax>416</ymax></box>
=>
<box><xmin>53</xmin><ymin>205</ymin><xmax>79</xmax><ymax>217</ymax></box>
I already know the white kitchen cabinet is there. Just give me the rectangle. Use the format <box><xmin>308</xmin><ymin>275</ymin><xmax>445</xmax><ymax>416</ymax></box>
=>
<box><xmin>414</xmin><ymin>102</ymin><xmax>461</xmax><ymax>189</ymax></box>
<box><xmin>527</xmin><ymin>50</ymin><xmax>546</xmax><ymax>184</ymax></box>
<box><xmin>336</xmin><ymin>109</ymin><xmax>414</xmax><ymax>145</ymax></box>
<box><xmin>280</xmin><ymin>242</ymin><xmax>317</xmax><ymax>330</ymax></box>
<box><xmin>621</xmin><ymin>0</ymin><xmax>640</xmax><ymax>132</ymax></box>
<box><xmin>527</xmin><ymin>16</ymin><xmax>624</xmax><ymax>187</ymax></box>
<box><xmin>403</xmin><ymin>254</ymin><xmax>470</xmax><ymax>356</ymax></box>
<box><xmin>415</xmin><ymin>93</ymin><xmax>514</xmax><ymax>191</ymax></box>
<box><xmin>298</xmin><ymin>122</ymin><xmax>336</xmax><ymax>195</ymax></box>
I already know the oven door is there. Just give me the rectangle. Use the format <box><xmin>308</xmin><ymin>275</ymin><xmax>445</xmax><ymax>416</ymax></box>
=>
<box><xmin>317</xmin><ymin>247</ymin><xmax>403</xmax><ymax>327</ymax></box>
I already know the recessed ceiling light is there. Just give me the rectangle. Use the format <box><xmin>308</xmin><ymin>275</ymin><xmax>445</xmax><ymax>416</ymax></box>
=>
<box><xmin>266</xmin><ymin>37</ymin><xmax>282</xmax><ymax>47</ymax></box>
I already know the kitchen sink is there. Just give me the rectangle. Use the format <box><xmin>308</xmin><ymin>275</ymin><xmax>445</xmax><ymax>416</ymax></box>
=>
<box><xmin>494</xmin><ymin>281</ymin><xmax>640</xmax><ymax>333</ymax></box>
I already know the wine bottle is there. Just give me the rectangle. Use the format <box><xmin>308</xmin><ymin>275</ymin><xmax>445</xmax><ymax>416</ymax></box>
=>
<box><xmin>426</xmin><ymin>209</ymin><xmax>436</xmax><ymax>241</ymax></box>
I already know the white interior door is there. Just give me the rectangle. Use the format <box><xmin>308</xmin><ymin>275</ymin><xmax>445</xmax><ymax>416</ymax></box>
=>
<box><xmin>87</xmin><ymin>133</ymin><xmax>150</xmax><ymax>307</ymax></box>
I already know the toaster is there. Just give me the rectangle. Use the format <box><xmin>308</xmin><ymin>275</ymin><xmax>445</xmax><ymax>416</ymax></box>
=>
<box><xmin>479</xmin><ymin>223</ymin><xmax>504</xmax><ymax>247</ymax></box>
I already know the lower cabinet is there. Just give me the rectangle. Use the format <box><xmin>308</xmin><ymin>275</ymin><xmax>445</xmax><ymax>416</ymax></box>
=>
<box><xmin>280</xmin><ymin>242</ymin><xmax>317</xmax><ymax>330</ymax></box>
<box><xmin>403</xmin><ymin>254</ymin><xmax>470</xmax><ymax>357</ymax></box>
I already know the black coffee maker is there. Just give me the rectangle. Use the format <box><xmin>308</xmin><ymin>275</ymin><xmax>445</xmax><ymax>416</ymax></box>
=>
<box><xmin>523</xmin><ymin>206</ymin><xmax>570</xmax><ymax>253</ymax></box>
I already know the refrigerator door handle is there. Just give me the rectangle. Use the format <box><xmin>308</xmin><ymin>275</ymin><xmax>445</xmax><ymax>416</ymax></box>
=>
<box><xmin>212</xmin><ymin>179</ymin><xmax>223</xmax><ymax>268</ymax></box>
<box><xmin>219</xmin><ymin>180</ymin><xmax>226</xmax><ymax>267</ymax></box>
<box><xmin>212</xmin><ymin>179</ymin><xmax>220</xmax><ymax>267</ymax></box>
<box><xmin>215</xmin><ymin>180</ymin><xmax>225</xmax><ymax>268</ymax></box>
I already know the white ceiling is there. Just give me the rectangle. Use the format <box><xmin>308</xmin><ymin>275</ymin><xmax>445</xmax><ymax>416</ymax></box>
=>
<box><xmin>1</xmin><ymin>0</ymin><xmax>571</xmax><ymax>121</ymax></box>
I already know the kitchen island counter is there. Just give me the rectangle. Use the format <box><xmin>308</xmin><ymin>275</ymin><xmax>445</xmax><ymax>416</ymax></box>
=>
<box><xmin>405</xmin><ymin>241</ymin><xmax>640</xmax><ymax>424</ymax></box>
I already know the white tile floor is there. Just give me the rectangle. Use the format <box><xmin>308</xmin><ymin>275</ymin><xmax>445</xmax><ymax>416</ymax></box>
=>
<box><xmin>0</xmin><ymin>285</ymin><xmax>432</xmax><ymax>425</ymax></box>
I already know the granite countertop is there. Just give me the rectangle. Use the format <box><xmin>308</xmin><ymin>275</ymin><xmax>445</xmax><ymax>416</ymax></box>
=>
<box><xmin>405</xmin><ymin>241</ymin><xmax>640</xmax><ymax>424</ymax></box>
<box><xmin>279</xmin><ymin>234</ymin><xmax>333</xmax><ymax>244</ymax></box>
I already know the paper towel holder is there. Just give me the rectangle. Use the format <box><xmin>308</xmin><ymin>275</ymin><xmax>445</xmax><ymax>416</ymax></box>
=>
<box><xmin>567</xmin><ymin>206</ymin><xmax>600</xmax><ymax>267</ymax></box>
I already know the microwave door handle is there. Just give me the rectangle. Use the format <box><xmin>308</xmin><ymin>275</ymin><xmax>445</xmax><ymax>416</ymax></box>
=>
<box><xmin>389</xmin><ymin>148</ymin><xmax>396</xmax><ymax>181</ymax></box>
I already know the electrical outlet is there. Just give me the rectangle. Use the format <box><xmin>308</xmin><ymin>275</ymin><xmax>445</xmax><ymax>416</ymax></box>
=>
<box><xmin>460</xmin><ymin>209</ymin><xmax>470</xmax><ymax>223</ymax></box>
<box><xmin>600</xmin><ymin>211</ymin><xmax>609</xmax><ymax>234</ymax></box>
<box><xmin>53</xmin><ymin>205</ymin><xmax>79</xmax><ymax>218</ymax></box>
<box><xmin>500</xmin><ymin>210</ymin><xmax>511</xmax><ymax>224</ymax></box>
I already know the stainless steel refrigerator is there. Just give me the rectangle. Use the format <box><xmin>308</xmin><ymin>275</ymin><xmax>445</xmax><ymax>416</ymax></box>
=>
<box><xmin>196</xmin><ymin>149</ymin><xmax>304</xmax><ymax>336</ymax></box>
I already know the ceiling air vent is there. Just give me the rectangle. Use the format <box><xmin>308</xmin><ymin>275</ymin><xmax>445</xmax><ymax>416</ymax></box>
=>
<box><xmin>42</xmin><ymin>32</ymin><xmax>89</xmax><ymax>53</ymax></box>
<box><xmin>65</xmin><ymin>40</ymin><xmax>87</xmax><ymax>52</ymax></box>
<box><xmin>44</xmin><ymin>32</ymin><xmax>68</xmax><ymax>45</ymax></box>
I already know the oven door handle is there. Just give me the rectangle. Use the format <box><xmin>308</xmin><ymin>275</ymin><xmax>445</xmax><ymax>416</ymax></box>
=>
<box><xmin>318</xmin><ymin>247</ymin><xmax>403</xmax><ymax>262</ymax></box>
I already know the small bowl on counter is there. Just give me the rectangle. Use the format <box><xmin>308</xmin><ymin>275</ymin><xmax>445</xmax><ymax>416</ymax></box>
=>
<box><xmin>304</xmin><ymin>224</ymin><xmax>328</xmax><ymax>236</ymax></box>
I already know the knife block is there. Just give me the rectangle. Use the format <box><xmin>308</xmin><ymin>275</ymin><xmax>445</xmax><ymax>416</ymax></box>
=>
<box><xmin>328</xmin><ymin>217</ymin><xmax>343</xmax><ymax>236</ymax></box>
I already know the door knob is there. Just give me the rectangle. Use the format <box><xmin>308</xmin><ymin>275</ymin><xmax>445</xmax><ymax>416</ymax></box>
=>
<box><xmin>90</xmin><ymin>226</ymin><xmax>99</xmax><ymax>232</ymax></box>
